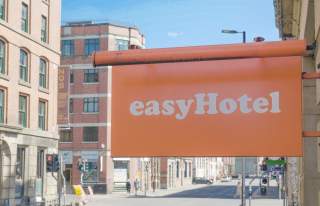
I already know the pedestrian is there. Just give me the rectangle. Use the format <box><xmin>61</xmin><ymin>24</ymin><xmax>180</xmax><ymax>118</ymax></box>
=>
<box><xmin>234</xmin><ymin>180</ymin><xmax>242</xmax><ymax>198</ymax></box>
<box><xmin>126</xmin><ymin>180</ymin><xmax>131</xmax><ymax>194</ymax></box>
<box><xmin>134</xmin><ymin>179</ymin><xmax>139</xmax><ymax>196</ymax></box>
<box><xmin>152</xmin><ymin>180</ymin><xmax>156</xmax><ymax>192</ymax></box>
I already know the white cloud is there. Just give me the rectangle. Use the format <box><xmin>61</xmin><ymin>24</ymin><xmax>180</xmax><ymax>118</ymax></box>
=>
<box><xmin>167</xmin><ymin>31</ymin><xmax>184</xmax><ymax>38</ymax></box>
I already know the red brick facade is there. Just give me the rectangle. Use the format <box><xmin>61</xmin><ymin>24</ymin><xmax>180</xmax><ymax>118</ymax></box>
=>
<box><xmin>58</xmin><ymin>22</ymin><xmax>145</xmax><ymax>193</ymax></box>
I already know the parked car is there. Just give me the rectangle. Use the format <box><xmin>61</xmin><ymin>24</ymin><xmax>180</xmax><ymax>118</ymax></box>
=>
<box><xmin>220</xmin><ymin>176</ymin><xmax>232</xmax><ymax>182</ymax></box>
<box><xmin>192</xmin><ymin>177</ymin><xmax>213</xmax><ymax>184</ymax></box>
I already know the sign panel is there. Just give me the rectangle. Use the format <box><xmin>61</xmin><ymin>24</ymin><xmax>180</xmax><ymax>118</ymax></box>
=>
<box><xmin>111</xmin><ymin>56</ymin><xmax>302</xmax><ymax>157</ymax></box>
<box><xmin>57</xmin><ymin>67</ymin><xmax>69</xmax><ymax>125</ymax></box>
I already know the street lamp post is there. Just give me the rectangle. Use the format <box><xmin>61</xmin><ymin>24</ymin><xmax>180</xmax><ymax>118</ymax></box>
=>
<box><xmin>221</xmin><ymin>29</ymin><xmax>246</xmax><ymax>206</ymax></box>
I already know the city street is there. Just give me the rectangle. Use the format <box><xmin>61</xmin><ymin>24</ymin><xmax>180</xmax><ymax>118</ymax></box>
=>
<box><xmin>65</xmin><ymin>179</ymin><xmax>283</xmax><ymax>206</ymax></box>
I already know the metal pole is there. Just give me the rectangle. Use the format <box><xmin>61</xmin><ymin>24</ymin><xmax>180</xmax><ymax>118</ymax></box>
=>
<box><xmin>144</xmin><ymin>162</ymin><xmax>148</xmax><ymax>196</ymax></box>
<box><xmin>242</xmin><ymin>31</ymin><xmax>246</xmax><ymax>44</ymax></box>
<box><xmin>241</xmin><ymin>31</ymin><xmax>246</xmax><ymax>206</ymax></box>
<box><xmin>242</xmin><ymin>157</ymin><xmax>246</xmax><ymax>206</ymax></box>
<box><xmin>249</xmin><ymin>185</ymin><xmax>252</xmax><ymax>206</ymax></box>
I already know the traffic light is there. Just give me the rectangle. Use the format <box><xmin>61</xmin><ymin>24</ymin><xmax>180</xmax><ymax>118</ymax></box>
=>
<box><xmin>77</xmin><ymin>159</ymin><xmax>89</xmax><ymax>172</ymax></box>
<box><xmin>46</xmin><ymin>154</ymin><xmax>53</xmax><ymax>172</ymax></box>
<box><xmin>261</xmin><ymin>163</ymin><xmax>267</xmax><ymax>171</ymax></box>
<box><xmin>53</xmin><ymin>154</ymin><xmax>60</xmax><ymax>172</ymax></box>
<box><xmin>84</xmin><ymin>161</ymin><xmax>89</xmax><ymax>172</ymax></box>
<box><xmin>47</xmin><ymin>154</ymin><xmax>60</xmax><ymax>172</ymax></box>
<box><xmin>77</xmin><ymin>159</ymin><xmax>84</xmax><ymax>171</ymax></box>
<box><xmin>262</xmin><ymin>177</ymin><xmax>268</xmax><ymax>184</ymax></box>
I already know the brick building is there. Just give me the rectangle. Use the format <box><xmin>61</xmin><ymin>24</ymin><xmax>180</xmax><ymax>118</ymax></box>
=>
<box><xmin>0</xmin><ymin>0</ymin><xmax>61</xmax><ymax>205</ymax></box>
<box><xmin>58</xmin><ymin>21</ymin><xmax>146</xmax><ymax>193</ymax></box>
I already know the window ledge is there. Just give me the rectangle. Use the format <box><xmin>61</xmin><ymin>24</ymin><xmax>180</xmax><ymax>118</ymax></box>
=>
<box><xmin>18</xmin><ymin>80</ymin><xmax>31</xmax><ymax>88</ymax></box>
<box><xmin>0</xmin><ymin>73</ymin><xmax>10</xmax><ymax>81</ymax></box>
<box><xmin>39</xmin><ymin>87</ymin><xmax>49</xmax><ymax>94</ymax></box>
<box><xmin>83</xmin><ymin>82</ymin><xmax>99</xmax><ymax>85</ymax></box>
<box><xmin>0</xmin><ymin>123</ymin><xmax>23</xmax><ymax>130</ymax></box>
<box><xmin>81</xmin><ymin>112</ymin><xmax>99</xmax><ymax>115</ymax></box>
<box><xmin>82</xmin><ymin>142</ymin><xmax>98</xmax><ymax>144</ymax></box>
<box><xmin>60</xmin><ymin>142</ymin><xmax>72</xmax><ymax>144</ymax></box>
<box><xmin>41</xmin><ymin>41</ymin><xmax>49</xmax><ymax>46</ymax></box>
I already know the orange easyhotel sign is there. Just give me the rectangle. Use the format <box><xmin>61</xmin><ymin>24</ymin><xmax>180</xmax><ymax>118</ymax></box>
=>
<box><xmin>93</xmin><ymin>40</ymin><xmax>306</xmax><ymax>157</ymax></box>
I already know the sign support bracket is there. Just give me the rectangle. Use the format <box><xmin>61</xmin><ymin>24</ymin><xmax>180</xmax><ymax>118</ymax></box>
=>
<box><xmin>302</xmin><ymin>72</ymin><xmax>320</xmax><ymax>138</ymax></box>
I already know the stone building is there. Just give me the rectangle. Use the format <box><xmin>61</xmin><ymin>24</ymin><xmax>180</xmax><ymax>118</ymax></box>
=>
<box><xmin>193</xmin><ymin>158</ymin><xmax>223</xmax><ymax>181</ymax></box>
<box><xmin>0</xmin><ymin>0</ymin><xmax>61</xmax><ymax>205</ymax></box>
<box><xmin>274</xmin><ymin>0</ymin><xmax>320</xmax><ymax>205</ymax></box>
<box><xmin>160</xmin><ymin>158</ymin><xmax>193</xmax><ymax>189</ymax></box>
<box><xmin>58</xmin><ymin>21</ymin><xmax>148</xmax><ymax>193</ymax></box>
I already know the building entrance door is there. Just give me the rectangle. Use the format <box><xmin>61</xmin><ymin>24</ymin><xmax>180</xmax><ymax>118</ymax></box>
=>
<box><xmin>15</xmin><ymin>147</ymin><xmax>25</xmax><ymax>206</ymax></box>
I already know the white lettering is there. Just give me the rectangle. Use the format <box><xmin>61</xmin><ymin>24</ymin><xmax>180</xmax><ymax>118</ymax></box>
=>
<box><xmin>145</xmin><ymin>100</ymin><xmax>160</xmax><ymax>116</ymax></box>
<box><xmin>219</xmin><ymin>98</ymin><xmax>237</xmax><ymax>114</ymax></box>
<box><xmin>270</xmin><ymin>91</ymin><xmax>281</xmax><ymax>113</ymax></box>
<box><xmin>253</xmin><ymin>97</ymin><xmax>269</xmax><ymax>113</ymax></box>
<box><xmin>175</xmin><ymin>99</ymin><xmax>193</xmax><ymax>120</ymax></box>
<box><xmin>238</xmin><ymin>94</ymin><xmax>252</xmax><ymax>113</ymax></box>
<box><xmin>129</xmin><ymin>91</ymin><xmax>282</xmax><ymax>119</ymax></box>
<box><xmin>130</xmin><ymin>101</ymin><xmax>144</xmax><ymax>116</ymax></box>
<box><xmin>194</xmin><ymin>93</ymin><xmax>218</xmax><ymax>115</ymax></box>
<box><xmin>162</xmin><ymin>100</ymin><xmax>175</xmax><ymax>115</ymax></box>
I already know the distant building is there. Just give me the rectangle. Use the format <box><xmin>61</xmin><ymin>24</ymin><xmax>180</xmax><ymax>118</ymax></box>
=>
<box><xmin>160</xmin><ymin>158</ymin><xmax>193</xmax><ymax>189</ymax></box>
<box><xmin>233</xmin><ymin>157</ymin><xmax>260</xmax><ymax>176</ymax></box>
<box><xmin>193</xmin><ymin>158</ymin><xmax>225</xmax><ymax>181</ymax></box>
<box><xmin>58</xmin><ymin>21</ymin><xmax>146</xmax><ymax>193</ymax></box>
<box><xmin>0</xmin><ymin>0</ymin><xmax>61</xmax><ymax>205</ymax></box>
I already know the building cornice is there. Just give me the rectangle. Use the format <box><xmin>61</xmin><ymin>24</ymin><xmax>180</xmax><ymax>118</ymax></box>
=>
<box><xmin>274</xmin><ymin>0</ymin><xmax>301</xmax><ymax>39</ymax></box>
<box><xmin>0</xmin><ymin>123</ymin><xmax>58</xmax><ymax>140</ymax></box>
<box><xmin>0</xmin><ymin>19</ymin><xmax>61</xmax><ymax>57</ymax></box>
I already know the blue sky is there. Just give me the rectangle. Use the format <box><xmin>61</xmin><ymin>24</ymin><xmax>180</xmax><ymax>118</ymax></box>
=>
<box><xmin>62</xmin><ymin>0</ymin><xmax>279</xmax><ymax>48</ymax></box>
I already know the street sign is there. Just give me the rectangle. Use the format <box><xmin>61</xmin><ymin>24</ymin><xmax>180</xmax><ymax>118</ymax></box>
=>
<box><xmin>111</xmin><ymin>56</ymin><xmax>302</xmax><ymax>157</ymax></box>
<box><xmin>266</xmin><ymin>159</ymin><xmax>286</xmax><ymax>166</ymax></box>
<box><xmin>92</xmin><ymin>40</ymin><xmax>306</xmax><ymax>157</ymax></box>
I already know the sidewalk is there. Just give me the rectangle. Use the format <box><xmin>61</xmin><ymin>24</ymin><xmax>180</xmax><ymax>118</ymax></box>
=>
<box><xmin>63</xmin><ymin>183</ymin><xmax>209</xmax><ymax>205</ymax></box>
<box><xmin>129</xmin><ymin>184</ymin><xmax>209</xmax><ymax>198</ymax></box>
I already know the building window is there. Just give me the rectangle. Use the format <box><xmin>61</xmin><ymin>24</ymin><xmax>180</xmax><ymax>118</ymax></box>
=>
<box><xmin>16</xmin><ymin>147</ymin><xmax>25</xmax><ymax>199</ymax></box>
<box><xmin>0</xmin><ymin>89</ymin><xmax>4</xmax><ymax>123</ymax></box>
<box><xmin>184</xmin><ymin>162</ymin><xmax>188</xmax><ymax>178</ymax></box>
<box><xmin>83</xmin><ymin>97</ymin><xmax>99</xmax><ymax>113</ymax></box>
<box><xmin>83</xmin><ymin>127</ymin><xmax>98</xmax><ymax>142</ymax></box>
<box><xmin>0</xmin><ymin>40</ymin><xmax>5</xmax><ymax>74</ymax></box>
<box><xmin>19</xmin><ymin>95</ymin><xmax>28</xmax><ymax>127</ymax></box>
<box><xmin>116</xmin><ymin>39</ymin><xmax>129</xmax><ymax>51</ymax></box>
<box><xmin>41</xmin><ymin>15</ymin><xmax>48</xmax><ymax>43</ymax></box>
<box><xmin>39</xmin><ymin>58</ymin><xmax>47</xmax><ymax>88</ymax></box>
<box><xmin>84</xmin><ymin>38</ymin><xmax>100</xmax><ymax>55</ymax></box>
<box><xmin>38</xmin><ymin>100</ymin><xmax>47</xmax><ymax>130</ymax></box>
<box><xmin>0</xmin><ymin>0</ymin><xmax>5</xmax><ymax>20</ymax></box>
<box><xmin>37</xmin><ymin>149</ymin><xmax>44</xmax><ymax>178</ymax></box>
<box><xmin>69</xmin><ymin>98</ymin><xmax>73</xmax><ymax>113</ymax></box>
<box><xmin>176</xmin><ymin>161</ymin><xmax>179</xmax><ymax>178</ymax></box>
<box><xmin>84</xmin><ymin>69</ymin><xmax>98</xmax><ymax>83</ymax></box>
<box><xmin>21</xmin><ymin>3</ymin><xmax>29</xmax><ymax>33</ymax></box>
<box><xmin>62</xmin><ymin>40</ymin><xmax>74</xmax><ymax>56</ymax></box>
<box><xmin>70</xmin><ymin>71</ymin><xmax>74</xmax><ymax>83</ymax></box>
<box><xmin>20</xmin><ymin>49</ymin><xmax>28</xmax><ymax>82</ymax></box>
<box><xmin>60</xmin><ymin>129</ymin><xmax>73</xmax><ymax>142</ymax></box>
